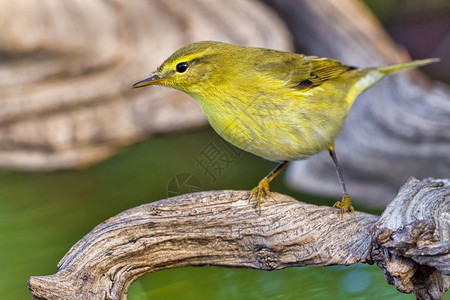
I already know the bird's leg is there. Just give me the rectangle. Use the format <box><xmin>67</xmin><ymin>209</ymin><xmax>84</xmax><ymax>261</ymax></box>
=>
<box><xmin>328</xmin><ymin>147</ymin><xmax>355</xmax><ymax>217</ymax></box>
<box><xmin>249</xmin><ymin>161</ymin><xmax>289</xmax><ymax>216</ymax></box>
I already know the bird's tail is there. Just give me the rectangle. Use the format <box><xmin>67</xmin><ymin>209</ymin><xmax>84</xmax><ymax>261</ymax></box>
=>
<box><xmin>376</xmin><ymin>58</ymin><xmax>439</xmax><ymax>75</ymax></box>
<box><xmin>344</xmin><ymin>58</ymin><xmax>439</xmax><ymax>109</ymax></box>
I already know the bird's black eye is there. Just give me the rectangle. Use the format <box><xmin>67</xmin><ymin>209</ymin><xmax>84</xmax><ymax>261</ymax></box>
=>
<box><xmin>176</xmin><ymin>62</ymin><xmax>189</xmax><ymax>73</ymax></box>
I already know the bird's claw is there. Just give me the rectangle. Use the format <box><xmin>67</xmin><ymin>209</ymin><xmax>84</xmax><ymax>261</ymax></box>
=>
<box><xmin>249</xmin><ymin>178</ymin><xmax>274</xmax><ymax>216</ymax></box>
<box><xmin>333</xmin><ymin>194</ymin><xmax>355</xmax><ymax>219</ymax></box>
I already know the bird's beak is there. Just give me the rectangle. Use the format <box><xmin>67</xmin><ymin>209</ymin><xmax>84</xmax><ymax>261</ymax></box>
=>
<box><xmin>132</xmin><ymin>73</ymin><xmax>165</xmax><ymax>88</ymax></box>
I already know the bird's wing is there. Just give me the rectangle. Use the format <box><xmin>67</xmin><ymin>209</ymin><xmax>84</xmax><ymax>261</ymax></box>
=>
<box><xmin>290</xmin><ymin>57</ymin><xmax>355</xmax><ymax>90</ymax></box>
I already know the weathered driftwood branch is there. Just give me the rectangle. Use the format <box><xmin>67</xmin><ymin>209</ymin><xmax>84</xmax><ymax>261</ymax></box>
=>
<box><xmin>28</xmin><ymin>178</ymin><xmax>450</xmax><ymax>300</ymax></box>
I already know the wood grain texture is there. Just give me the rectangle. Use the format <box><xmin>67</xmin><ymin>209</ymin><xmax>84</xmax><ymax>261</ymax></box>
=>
<box><xmin>28</xmin><ymin>178</ymin><xmax>449</xmax><ymax>300</ymax></box>
<box><xmin>263</xmin><ymin>0</ymin><xmax>450</xmax><ymax>206</ymax></box>
<box><xmin>0</xmin><ymin>0</ymin><xmax>292</xmax><ymax>170</ymax></box>
<box><xmin>370</xmin><ymin>178</ymin><xmax>450</xmax><ymax>299</ymax></box>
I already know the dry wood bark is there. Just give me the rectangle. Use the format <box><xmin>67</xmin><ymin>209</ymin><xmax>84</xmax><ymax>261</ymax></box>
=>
<box><xmin>28</xmin><ymin>178</ymin><xmax>450</xmax><ymax>300</ymax></box>
<box><xmin>0</xmin><ymin>0</ymin><xmax>291</xmax><ymax>170</ymax></box>
<box><xmin>263</xmin><ymin>0</ymin><xmax>450</xmax><ymax>206</ymax></box>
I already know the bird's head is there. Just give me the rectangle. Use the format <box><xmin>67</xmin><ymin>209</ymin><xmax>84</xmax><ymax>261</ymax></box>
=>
<box><xmin>132</xmin><ymin>41</ymin><xmax>237</xmax><ymax>96</ymax></box>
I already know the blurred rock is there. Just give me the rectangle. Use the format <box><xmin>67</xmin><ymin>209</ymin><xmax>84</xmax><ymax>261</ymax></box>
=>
<box><xmin>0</xmin><ymin>0</ymin><xmax>292</xmax><ymax>170</ymax></box>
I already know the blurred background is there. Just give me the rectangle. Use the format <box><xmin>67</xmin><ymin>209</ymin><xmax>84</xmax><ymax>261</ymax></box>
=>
<box><xmin>0</xmin><ymin>0</ymin><xmax>449</xmax><ymax>299</ymax></box>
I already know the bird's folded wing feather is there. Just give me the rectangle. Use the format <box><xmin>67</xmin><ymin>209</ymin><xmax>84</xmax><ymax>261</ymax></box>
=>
<box><xmin>290</xmin><ymin>57</ymin><xmax>355</xmax><ymax>90</ymax></box>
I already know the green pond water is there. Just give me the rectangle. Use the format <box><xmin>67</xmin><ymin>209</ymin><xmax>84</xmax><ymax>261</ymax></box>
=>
<box><xmin>0</xmin><ymin>127</ymin><xmax>443</xmax><ymax>299</ymax></box>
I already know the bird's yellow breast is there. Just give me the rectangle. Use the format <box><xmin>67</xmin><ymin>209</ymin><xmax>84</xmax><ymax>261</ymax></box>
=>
<box><xmin>192</xmin><ymin>76</ymin><xmax>352</xmax><ymax>162</ymax></box>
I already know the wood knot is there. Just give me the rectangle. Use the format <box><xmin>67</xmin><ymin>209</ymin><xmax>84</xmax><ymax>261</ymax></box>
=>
<box><xmin>385</xmin><ymin>220</ymin><xmax>436</xmax><ymax>253</ymax></box>
<box><xmin>255</xmin><ymin>247</ymin><xmax>278</xmax><ymax>270</ymax></box>
<box><xmin>376</xmin><ymin>227</ymin><xmax>393</xmax><ymax>244</ymax></box>
<box><xmin>375</xmin><ymin>220</ymin><xmax>437</xmax><ymax>251</ymax></box>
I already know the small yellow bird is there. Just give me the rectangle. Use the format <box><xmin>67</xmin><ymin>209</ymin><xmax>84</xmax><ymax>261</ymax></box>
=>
<box><xmin>133</xmin><ymin>41</ymin><xmax>437</xmax><ymax>216</ymax></box>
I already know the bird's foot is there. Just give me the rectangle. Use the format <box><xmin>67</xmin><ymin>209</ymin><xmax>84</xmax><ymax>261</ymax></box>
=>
<box><xmin>249</xmin><ymin>178</ymin><xmax>275</xmax><ymax>216</ymax></box>
<box><xmin>333</xmin><ymin>194</ymin><xmax>355</xmax><ymax>219</ymax></box>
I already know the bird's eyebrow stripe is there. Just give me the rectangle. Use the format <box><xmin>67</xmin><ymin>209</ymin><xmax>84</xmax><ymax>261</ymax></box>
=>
<box><xmin>189</xmin><ymin>53</ymin><xmax>221</xmax><ymax>65</ymax></box>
